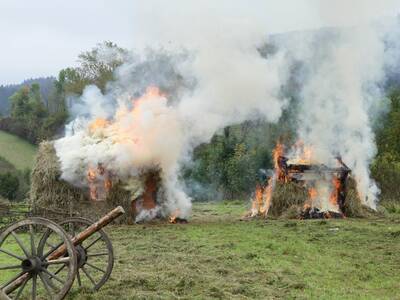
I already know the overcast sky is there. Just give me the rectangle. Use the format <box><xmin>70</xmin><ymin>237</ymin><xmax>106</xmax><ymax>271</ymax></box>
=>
<box><xmin>1</xmin><ymin>0</ymin><xmax>399</xmax><ymax>85</ymax></box>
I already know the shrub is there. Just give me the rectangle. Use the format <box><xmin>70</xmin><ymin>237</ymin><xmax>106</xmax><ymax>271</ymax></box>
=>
<box><xmin>0</xmin><ymin>172</ymin><xmax>20</xmax><ymax>200</ymax></box>
<box><xmin>371</xmin><ymin>153</ymin><xmax>400</xmax><ymax>203</ymax></box>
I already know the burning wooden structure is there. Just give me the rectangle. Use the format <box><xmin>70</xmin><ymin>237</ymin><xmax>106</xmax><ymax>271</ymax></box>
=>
<box><xmin>247</xmin><ymin>142</ymin><xmax>361</xmax><ymax>219</ymax></box>
<box><xmin>277</xmin><ymin>155</ymin><xmax>351</xmax><ymax>218</ymax></box>
<box><xmin>130</xmin><ymin>171</ymin><xmax>162</xmax><ymax>221</ymax></box>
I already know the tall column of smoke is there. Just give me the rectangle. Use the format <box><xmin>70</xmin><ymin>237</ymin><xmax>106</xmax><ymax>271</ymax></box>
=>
<box><xmin>275</xmin><ymin>2</ymin><xmax>399</xmax><ymax>208</ymax></box>
<box><xmin>54</xmin><ymin>21</ymin><xmax>289</xmax><ymax>220</ymax></box>
<box><xmin>301</xmin><ymin>28</ymin><xmax>382</xmax><ymax>208</ymax></box>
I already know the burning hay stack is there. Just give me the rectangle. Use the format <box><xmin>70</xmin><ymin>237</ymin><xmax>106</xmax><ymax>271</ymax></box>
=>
<box><xmin>30</xmin><ymin>86</ymin><xmax>191</xmax><ymax>224</ymax></box>
<box><xmin>30</xmin><ymin>142</ymin><xmax>135</xmax><ymax>223</ymax></box>
<box><xmin>246</xmin><ymin>142</ymin><xmax>373</xmax><ymax>220</ymax></box>
<box><xmin>30</xmin><ymin>142</ymin><xmax>175</xmax><ymax>224</ymax></box>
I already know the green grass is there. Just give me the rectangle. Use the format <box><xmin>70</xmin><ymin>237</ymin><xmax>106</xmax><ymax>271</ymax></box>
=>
<box><xmin>0</xmin><ymin>130</ymin><xmax>37</xmax><ymax>170</ymax></box>
<box><xmin>0</xmin><ymin>156</ymin><xmax>16</xmax><ymax>173</ymax></box>
<box><xmin>1</xmin><ymin>202</ymin><xmax>400</xmax><ymax>299</ymax></box>
<box><xmin>79</xmin><ymin>203</ymin><xmax>400</xmax><ymax>299</ymax></box>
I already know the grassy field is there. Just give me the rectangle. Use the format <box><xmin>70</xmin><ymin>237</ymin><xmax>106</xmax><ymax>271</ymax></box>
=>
<box><xmin>1</xmin><ymin>202</ymin><xmax>400</xmax><ymax>299</ymax></box>
<box><xmin>0</xmin><ymin>130</ymin><xmax>37</xmax><ymax>170</ymax></box>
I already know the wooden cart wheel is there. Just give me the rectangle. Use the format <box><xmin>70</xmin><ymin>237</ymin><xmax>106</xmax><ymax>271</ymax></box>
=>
<box><xmin>0</xmin><ymin>218</ymin><xmax>77</xmax><ymax>300</ymax></box>
<box><xmin>41</xmin><ymin>217</ymin><xmax>114</xmax><ymax>291</ymax></box>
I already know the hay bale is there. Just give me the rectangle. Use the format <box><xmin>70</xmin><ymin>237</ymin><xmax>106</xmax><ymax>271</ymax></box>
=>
<box><xmin>342</xmin><ymin>177</ymin><xmax>365</xmax><ymax>217</ymax></box>
<box><xmin>279</xmin><ymin>204</ymin><xmax>302</xmax><ymax>219</ymax></box>
<box><xmin>30</xmin><ymin>142</ymin><xmax>133</xmax><ymax>224</ymax></box>
<box><xmin>269</xmin><ymin>181</ymin><xmax>308</xmax><ymax>217</ymax></box>
<box><xmin>268</xmin><ymin>177</ymin><xmax>374</xmax><ymax>219</ymax></box>
<box><xmin>343</xmin><ymin>176</ymin><xmax>380</xmax><ymax>218</ymax></box>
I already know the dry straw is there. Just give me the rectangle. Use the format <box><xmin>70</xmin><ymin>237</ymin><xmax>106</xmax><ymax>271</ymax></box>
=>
<box><xmin>30</xmin><ymin>142</ymin><xmax>133</xmax><ymax>224</ymax></box>
<box><xmin>268</xmin><ymin>177</ymin><xmax>373</xmax><ymax>219</ymax></box>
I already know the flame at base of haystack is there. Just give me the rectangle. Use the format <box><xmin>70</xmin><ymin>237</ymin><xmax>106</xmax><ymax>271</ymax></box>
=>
<box><xmin>245</xmin><ymin>142</ymin><xmax>354</xmax><ymax>219</ymax></box>
<box><xmin>85</xmin><ymin>164</ymin><xmax>188</xmax><ymax>223</ymax></box>
<box><xmin>87</xmin><ymin>163</ymin><xmax>113</xmax><ymax>201</ymax></box>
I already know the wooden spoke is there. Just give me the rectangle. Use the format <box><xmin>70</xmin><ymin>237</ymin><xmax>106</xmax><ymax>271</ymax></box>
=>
<box><xmin>45</xmin><ymin>257</ymin><xmax>71</xmax><ymax>265</ymax></box>
<box><xmin>70</xmin><ymin>222</ymin><xmax>76</xmax><ymax>237</ymax></box>
<box><xmin>85</xmin><ymin>235</ymin><xmax>102</xmax><ymax>250</ymax></box>
<box><xmin>86</xmin><ymin>262</ymin><xmax>106</xmax><ymax>274</ymax></box>
<box><xmin>38</xmin><ymin>228</ymin><xmax>63</xmax><ymax>259</ymax></box>
<box><xmin>38</xmin><ymin>272</ymin><xmax>53</xmax><ymax>298</ymax></box>
<box><xmin>54</xmin><ymin>263</ymin><xmax>67</xmax><ymax>276</ymax></box>
<box><xmin>43</xmin><ymin>271</ymin><xmax>59</xmax><ymax>292</ymax></box>
<box><xmin>32</xmin><ymin>273</ymin><xmax>37</xmax><ymax>300</ymax></box>
<box><xmin>0</xmin><ymin>218</ymin><xmax>78</xmax><ymax>299</ymax></box>
<box><xmin>58</xmin><ymin>214</ymin><xmax>120</xmax><ymax>291</ymax></box>
<box><xmin>14</xmin><ymin>274</ymin><xmax>30</xmax><ymax>300</ymax></box>
<box><xmin>77</xmin><ymin>269</ymin><xmax>82</xmax><ymax>287</ymax></box>
<box><xmin>82</xmin><ymin>266</ymin><xmax>96</xmax><ymax>286</ymax></box>
<box><xmin>41</xmin><ymin>241</ymin><xmax>64</xmax><ymax>259</ymax></box>
<box><xmin>29</xmin><ymin>224</ymin><xmax>36</xmax><ymax>256</ymax></box>
<box><xmin>41</xmin><ymin>268</ymin><xmax>64</xmax><ymax>284</ymax></box>
<box><xmin>0</xmin><ymin>265</ymin><xmax>21</xmax><ymax>271</ymax></box>
<box><xmin>11</xmin><ymin>231</ymin><xmax>30</xmax><ymax>258</ymax></box>
<box><xmin>0</xmin><ymin>248</ymin><xmax>24</xmax><ymax>261</ymax></box>
<box><xmin>87</xmin><ymin>252</ymin><xmax>109</xmax><ymax>257</ymax></box>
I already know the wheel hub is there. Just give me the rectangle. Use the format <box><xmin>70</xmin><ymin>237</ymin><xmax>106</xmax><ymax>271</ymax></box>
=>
<box><xmin>75</xmin><ymin>245</ymin><xmax>87</xmax><ymax>268</ymax></box>
<box><xmin>21</xmin><ymin>257</ymin><xmax>43</xmax><ymax>273</ymax></box>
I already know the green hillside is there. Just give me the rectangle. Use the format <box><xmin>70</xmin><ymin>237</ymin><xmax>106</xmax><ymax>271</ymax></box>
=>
<box><xmin>0</xmin><ymin>130</ymin><xmax>37</xmax><ymax>170</ymax></box>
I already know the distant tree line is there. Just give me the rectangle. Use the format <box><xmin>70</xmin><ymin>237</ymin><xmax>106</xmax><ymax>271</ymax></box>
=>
<box><xmin>0</xmin><ymin>82</ymin><xmax>67</xmax><ymax>144</ymax></box>
<box><xmin>0</xmin><ymin>77</ymin><xmax>55</xmax><ymax>115</ymax></box>
<box><xmin>0</xmin><ymin>42</ymin><xmax>126</xmax><ymax>144</ymax></box>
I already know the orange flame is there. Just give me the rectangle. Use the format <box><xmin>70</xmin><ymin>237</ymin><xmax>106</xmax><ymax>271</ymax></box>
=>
<box><xmin>104</xmin><ymin>179</ymin><xmax>112</xmax><ymax>191</ymax></box>
<box><xmin>329</xmin><ymin>176</ymin><xmax>341</xmax><ymax>206</ymax></box>
<box><xmin>89</xmin><ymin>118</ymin><xmax>109</xmax><ymax>134</ymax></box>
<box><xmin>291</xmin><ymin>140</ymin><xmax>314</xmax><ymax>165</ymax></box>
<box><xmin>169</xmin><ymin>209</ymin><xmax>180</xmax><ymax>224</ymax></box>
<box><xmin>247</xmin><ymin>138</ymin><xmax>348</xmax><ymax>219</ymax></box>
<box><xmin>141</xmin><ymin>86</ymin><xmax>165</xmax><ymax>99</ymax></box>
<box><xmin>308</xmin><ymin>187</ymin><xmax>318</xmax><ymax>199</ymax></box>
<box><xmin>84</xmin><ymin>86</ymin><xmax>166</xmax><ymax>201</ymax></box>
<box><xmin>273</xmin><ymin>142</ymin><xmax>287</xmax><ymax>183</ymax></box>
<box><xmin>86</xmin><ymin>164</ymin><xmax>112</xmax><ymax>201</ymax></box>
<box><xmin>248</xmin><ymin>142</ymin><xmax>283</xmax><ymax>217</ymax></box>
<box><xmin>87</xmin><ymin>167</ymin><xmax>98</xmax><ymax>200</ymax></box>
<box><xmin>273</xmin><ymin>142</ymin><xmax>284</xmax><ymax>169</ymax></box>
<box><xmin>302</xmin><ymin>187</ymin><xmax>317</xmax><ymax>210</ymax></box>
<box><xmin>261</xmin><ymin>181</ymin><xmax>273</xmax><ymax>215</ymax></box>
<box><xmin>250</xmin><ymin>183</ymin><xmax>266</xmax><ymax>216</ymax></box>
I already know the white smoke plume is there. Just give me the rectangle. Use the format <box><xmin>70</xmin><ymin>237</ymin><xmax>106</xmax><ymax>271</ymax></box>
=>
<box><xmin>301</xmin><ymin>27</ymin><xmax>383</xmax><ymax>208</ymax></box>
<box><xmin>54</xmin><ymin>2</ymin><xmax>400</xmax><ymax>219</ymax></box>
<box><xmin>54</xmin><ymin>15</ymin><xmax>289</xmax><ymax>221</ymax></box>
<box><xmin>276</xmin><ymin>2</ymin><xmax>400</xmax><ymax>208</ymax></box>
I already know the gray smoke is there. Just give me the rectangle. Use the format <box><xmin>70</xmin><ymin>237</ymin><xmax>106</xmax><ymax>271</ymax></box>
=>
<box><xmin>54</xmin><ymin>18</ymin><xmax>289</xmax><ymax>220</ymax></box>
<box><xmin>274</xmin><ymin>3</ymin><xmax>400</xmax><ymax>208</ymax></box>
<box><xmin>54</xmin><ymin>2</ymin><xmax>400</xmax><ymax>218</ymax></box>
